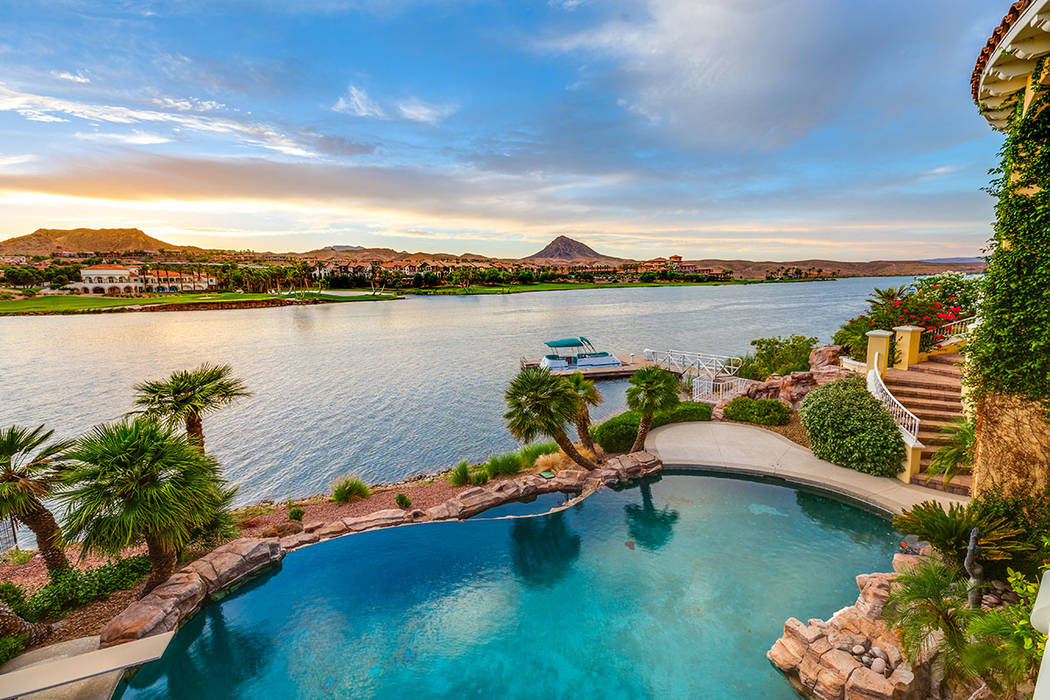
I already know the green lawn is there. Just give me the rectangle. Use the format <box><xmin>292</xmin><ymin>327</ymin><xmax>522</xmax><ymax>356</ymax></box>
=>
<box><xmin>0</xmin><ymin>291</ymin><xmax>398</xmax><ymax>315</ymax></box>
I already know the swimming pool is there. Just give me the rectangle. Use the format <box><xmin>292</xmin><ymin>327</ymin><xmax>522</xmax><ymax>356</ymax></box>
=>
<box><xmin>117</xmin><ymin>473</ymin><xmax>898</xmax><ymax>699</ymax></box>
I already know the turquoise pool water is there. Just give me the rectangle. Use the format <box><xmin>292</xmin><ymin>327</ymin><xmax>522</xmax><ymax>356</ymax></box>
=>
<box><xmin>117</xmin><ymin>474</ymin><xmax>897</xmax><ymax>699</ymax></box>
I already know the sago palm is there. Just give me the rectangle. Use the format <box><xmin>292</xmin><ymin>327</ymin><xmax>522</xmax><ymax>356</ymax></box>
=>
<box><xmin>504</xmin><ymin>368</ymin><xmax>598</xmax><ymax>470</ymax></box>
<box><xmin>133</xmin><ymin>363</ymin><xmax>250</xmax><ymax>452</ymax></box>
<box><xmin>566</xmin><ymin>372</ymin><xmax>603</xmax><ymax>454</ymax></box>
<box><xmin>626</xmin><ymin>367</ymin><xmax>680</xmax><ymax>453</ymax></box>
<box><xmin>0</xmin><ymin>425</ymin><xmax>73</xmax><ymax>572</ymax></box>
<box><xmin>928</xmin><ymin>417</ymin><xmax>976</xmax><ymax>489</ymax></box>
<box><xmin>61</xmin><ymin>418</ymin><xmax>231</xmax><ymax>595</ymax></box>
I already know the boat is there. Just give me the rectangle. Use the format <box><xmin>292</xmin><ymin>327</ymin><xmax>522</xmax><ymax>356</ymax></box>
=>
<box><xmin>537</xmin><ymin>337</ymin><xmax>623</xmax><ymax>371</ymax></box>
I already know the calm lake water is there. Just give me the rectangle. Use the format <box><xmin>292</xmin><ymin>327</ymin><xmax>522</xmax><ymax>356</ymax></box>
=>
<box><xmin>0</xmin><ymin>277</ymin><xmax>904</xmax><ymax>504</ymax></box>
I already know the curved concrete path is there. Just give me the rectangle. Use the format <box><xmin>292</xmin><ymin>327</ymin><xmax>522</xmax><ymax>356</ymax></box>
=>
<box><xmin>646</xmin><ymin>422</ymin><xmax>967</xmax><ymax>515</ymax></box>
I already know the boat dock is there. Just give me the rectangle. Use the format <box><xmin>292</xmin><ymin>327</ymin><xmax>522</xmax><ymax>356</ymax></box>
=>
<box><xmin>520</xmin><ymin>353</ymin><xmax>656</xmax><ymax>378</ymax></box>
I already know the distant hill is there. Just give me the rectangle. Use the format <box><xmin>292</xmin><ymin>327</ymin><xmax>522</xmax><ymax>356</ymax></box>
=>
<box><xmin>680</xmin><ymin>258</ymin><xmax>986</xmax><ymax>279</ymax></box>
<box><xmin>322</xmin><ymin>245</ymin><xmax>365</xmax><ymax>252</ymax></box>
<box><xmin>920</xmin><ymin>257</ymin><xmax>984</xmax><ymax>264</ymax></box>
<box><xmin>0</xmin><ymin>228</ymin><xmax>196</xmax><ymax>256</ymax></box>
<box><xmin>523</xmin><ymin>235</ymin><xmax>625</xmax><ymax>265</ymax></box>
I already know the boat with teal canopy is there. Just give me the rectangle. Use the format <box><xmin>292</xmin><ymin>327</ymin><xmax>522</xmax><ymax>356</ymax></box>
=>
<box><xmin>539</xmin><ymin>336</ymin><xmax>622</xmax><ymax>371</ymax></box>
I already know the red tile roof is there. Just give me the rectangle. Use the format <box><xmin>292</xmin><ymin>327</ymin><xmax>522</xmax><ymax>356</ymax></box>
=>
<box><xmin>972</xmin><ymin>1</ymin><xmax>1034</xmax><ymax>101</ymax></box>
<box><xmin>82</xmin><ymin>264</ymin><xmax>131</xmax><ymax>270</ymax></box>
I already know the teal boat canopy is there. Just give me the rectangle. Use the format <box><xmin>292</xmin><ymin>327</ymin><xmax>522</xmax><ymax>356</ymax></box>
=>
<box><xmin>544</xmin><ymin>337</ymin><xmax>592</xmax><ymax>349</ymax></box>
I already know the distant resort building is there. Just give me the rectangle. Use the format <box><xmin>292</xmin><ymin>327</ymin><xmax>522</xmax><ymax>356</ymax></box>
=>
<box><xmin>70</xmin><ymin>264</ymin><xmax>218</xmax><ymax>295</ymax></box>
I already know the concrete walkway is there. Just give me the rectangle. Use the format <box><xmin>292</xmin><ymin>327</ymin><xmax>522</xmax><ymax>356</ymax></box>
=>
<box><xmin>646</xmin><ymin>422</ymin><xmax>968</xmax><ymax>515</ymax></box>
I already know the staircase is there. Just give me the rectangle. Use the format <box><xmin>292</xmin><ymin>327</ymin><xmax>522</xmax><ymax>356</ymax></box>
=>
<box><xmin>883</xmin><ymin>353</ymin><xmax>970</xmax><ymax>495</ymax></box>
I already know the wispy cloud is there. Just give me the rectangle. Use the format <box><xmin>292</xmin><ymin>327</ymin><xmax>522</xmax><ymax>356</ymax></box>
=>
<box><xmin>0</xmin><ymin>154</ymin><xmax>36</xmax><ymax>168</ymax></box>
<box><xmin>75</xmin><ymin>130</ymin><xmax>172</xmax><ymax>145</ymax></box>
<box><xmin>49</xmin><ymin>70</ymin><xmax>90</xmax><ymax>84</ymax></box>
<box><xmin>396</xmin><ymin>98</ymin><xmax>457</xmax><ymax>124</ymax></box>
<box><xmin>333</xmin><ymin>85</ymin><xmax>385</xmax><ymax>118</ymax></box>
<box><xmin>150</xmin><ymin>96</ymin><xmax>225</xmax><ymax>112</ymax></box>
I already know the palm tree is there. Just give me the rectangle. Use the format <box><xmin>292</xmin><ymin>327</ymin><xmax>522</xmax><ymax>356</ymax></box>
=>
<box><xmin>61</xmin><ymin>418</ymin><xmax>231</xmax><ymax>595</ymax></box>
<box><xmin>133</xmin><ymin>363</ymin><xmax>250</xmax><ymax>452</ymax></box>
<box><xmin>0</xmin><ymin>600</ymin><xmax>50</xmax><ymax>646</ymax></box>
<box><xmin>0</xmin><ymin>425</ymin><xmax>73</xmax><ymax>572</ymax></box>
<box><xmin>504</xmin><ymin>367</ymin><xmax>599</xmax><ymax>470</ymax></box>
<box><xmin>566</xmin><ymin>372</ymin><xmax>603</xmax><ymax>454</ymax></box>
<box><xmin>626</xmin><ymin>367</ymin><xmax>680</xmax><ymax>453</ymax></box>
<box><xmin>928</xmin><ymin>417</ymin><xmax>976</xmax><ymax>489</ymax></box>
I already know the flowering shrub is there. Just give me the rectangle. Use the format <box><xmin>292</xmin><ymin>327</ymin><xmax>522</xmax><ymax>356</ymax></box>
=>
<box><xmin>833</xmin><ymin>285</ymin><xmax>965</xmax><ymax>360</ymax></box>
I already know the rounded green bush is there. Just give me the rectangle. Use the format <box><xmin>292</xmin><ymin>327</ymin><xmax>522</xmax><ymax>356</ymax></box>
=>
<box><xmin>750</xmin><ymin>398</ymin><xmax>790</xmax><ymax>426</ymax></box>
<box><xmin>722</xmin><ymin>396</ymin><xmax>755</xmax><ymax>422</ymax></box>
<box><xmin>592</xmin><ymin>412</ymin><xmax>640</xmax><ymax>452</ymax></box>
<box><xmin>799</xmin><ymin>377</ymin><xmax>905</xmax><ymax>477</ymax></box>
<box><xmin>651</xmin><ymin>401</ymin><xmax>712</xmax><ymax>427</ymax></box>
<box><xmin>395</xmin><ymin>493</ymin><xmax>412</xmax><ymax>509</ymax></box>
<box><xmin>288</xmin><ymin>508</ymin><xmax>305</xmax><ymax>522</ymax></box>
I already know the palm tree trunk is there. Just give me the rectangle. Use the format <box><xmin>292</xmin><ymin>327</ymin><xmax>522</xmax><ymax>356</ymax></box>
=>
<box><xmin>185</xmin><ymin>413</ymin><xmax>205</xmax><ymax>452</ymax></box>
<box><xmin>552</xmin><ymin>432</ymin><xmax>599</xmax><ymax>470</ymax></box>
<box><xmin>18</xmin><ymin>501</ymin><xmax>70</xmax><ymax>572</ymax></box>
<box><xmin>630</xmin><ymin>414</ymin><xmax>654</xmax><ymax>453</ymax></box>
<box><xmin>143</xmin><ymin>536</ymin><xmax>177</xmax><ymax>596</ymax></box>
<box><xmin>0</xmin><ymin>600</ymin><xmax>50</xmax><ymax>646</ymax></box>
<box><xmin>575</xmin><ymin>406</ymin><xmax>596</xmax><ymax>453</ymax></box>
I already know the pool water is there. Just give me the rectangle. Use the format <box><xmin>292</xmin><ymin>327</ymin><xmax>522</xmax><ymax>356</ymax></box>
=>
<box><xmin>117</xmin><ymin>474</ymin><xmax>897</xmax><ymax>699</ymax></box>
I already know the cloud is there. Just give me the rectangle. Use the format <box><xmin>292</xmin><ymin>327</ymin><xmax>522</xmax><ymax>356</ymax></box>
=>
<box><xmin>75</xmin><ymin>130</ymin><xmax>173</xmax><ymax>145</ymax></box>
<box><xmin>150</xmin><ymin>96</ymin><xmax>226</xmax><ymax>112</ymax></box>
<box><xmin>0</xmin><ymin>154</ymin><xmax>36</xmax><ymax>167</ymax></box>
<box><xmin>49</xmin><ymin>70</ymin><xmax>91</xmax><ymax>84</ymax></box>
<box><xmin>396</xmin><ymin>98</ymin><xmax>457</xmax><ymax>124</ymax></box>
<box><xmin>333</xmin><ymin>85</ymin><xmax>385</xmax><ymax>118</ymax></box>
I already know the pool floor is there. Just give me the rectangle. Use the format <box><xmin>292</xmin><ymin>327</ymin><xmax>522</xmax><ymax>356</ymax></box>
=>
<box><xmin>117</xmin><ymin>474</ymin><xmax>897</xmax><ymax>699</ymax></box>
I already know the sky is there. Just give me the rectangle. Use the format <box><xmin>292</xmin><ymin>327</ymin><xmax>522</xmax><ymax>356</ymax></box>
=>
<box><xmin>0</xmin><ymin>0</ymin><xmax>1013</xmax><ymax>260</ymax></box>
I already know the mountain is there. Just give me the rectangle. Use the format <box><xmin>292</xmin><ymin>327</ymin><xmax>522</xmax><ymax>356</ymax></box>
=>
<box><xmin>523</xmin><ymin>235</ymin><xmax>625</xmax><ymax>264</ymax></box>
<box><xmin>322</xmin><ymin>245</ymin><xmax>365</xmax><ymax>251</ymax></box>
<box><xmin>0</xmin><ymin>228</ymin><xmax>197</xmax><ymax>256</ymax></box>
<box><xmin>920</xmin><ymin>257</ymin><xmax>984</xmax><ymax>264</ymax></box>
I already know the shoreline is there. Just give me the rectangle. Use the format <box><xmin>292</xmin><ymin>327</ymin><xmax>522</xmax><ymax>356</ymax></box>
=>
<box><xmin>0</xmin><ymin>292</ymin><xmax>401</xmax><ymax>317</ymax></box>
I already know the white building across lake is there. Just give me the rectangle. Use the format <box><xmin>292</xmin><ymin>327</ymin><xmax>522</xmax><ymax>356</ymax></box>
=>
<box><xmin>70</xmin><ymin>264</ymin><xmax>218</xmax><ymax>295</ymax></box>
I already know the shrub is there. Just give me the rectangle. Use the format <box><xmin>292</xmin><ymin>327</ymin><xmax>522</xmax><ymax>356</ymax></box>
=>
<box><xmin>470</xmin><ymin>470</ymin><xmax>489</xmax><ymax>486</ymax></box>
<box><xmin>592</xmin><ymin>412</ymin><xmax>641</xmax><ymax>453</ymax></box>
<box><xmin>799</xmin><ymin>377</ymin><xmax>905</xmax><ymax>476</ymax></box>
<box><xmin>750</xmin><ymin>399</ymin><xmax>790</xmax><ymax>426</ymax></box>
<box><xmin>723</xmin><ymin>396</ymin><xmax>755</xmax><ymax>422</ymax></box>
<box><xmin>448</xmin><ymin>461</ymin><xmax>471</xmax><ymax>486</ymax></box>
<box><xmin>969</xmin><ymin>487</ymin><xmax>1050</xmax><ymax>575</ymax></box>
<box><xmin>1</xmin><ymin>556</ymin><xmax>151</xmax><ymax>622</ymax></box>
<box><xmin>928</xmin><ymin>418</ymin><xmax>976</xmax><ymax>489</ymax></box>
<box><xmin>485</xmin><ymin>452</ymin><xmax>523</xmax><ymax>478</ymax></box>
<box><xmin>519</xmin><ymin>441</ymin><xmax>559</xmax><ymax>467</ymax></box>
<box><xmin>892</xmin><ymin>501</ymin><xmax>1032</xmax><ymax>572</ymax></box>
<box><xmin>332</xmin><ymin>476</ymin><xmax>371</xmax><ymax>504</ymax></box>
<box><xmin>288</xmin><ymin>508</ymin><xmax>305</xmax><ymax>522</ymax></box>
<box><xmin>0</xmin><ymin>634</ymin><xmax>25</xmax><ymax>666</ymax></box>
<box><xmin>395</xmin><ymin>493</ymin><xmax>411</xmax><ymax>509</ymax></box>
<box><xmin>651</xmin><ymin>401</ymin><xmax>712</xmax><ymax>428</ymax></box>
<box><xmin>736</xmin><ymin>335</ymin><xmax>817</xmax><ymax>380</ymax></box>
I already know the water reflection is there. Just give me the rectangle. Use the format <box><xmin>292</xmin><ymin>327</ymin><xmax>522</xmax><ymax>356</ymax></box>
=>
<box><xmin>794</xmin><ymin>491</ymin><xmax>895</xmax><ymax>546</ymax></box>
<box><xmin>509</xmin><ymin>511</ymin><xmax>581</xmax><ymax>586</ymax></box>
<box><xmin>624</xmin><ymin>480</ymin><xmax>680</xmax><ymax>551</ymax></box>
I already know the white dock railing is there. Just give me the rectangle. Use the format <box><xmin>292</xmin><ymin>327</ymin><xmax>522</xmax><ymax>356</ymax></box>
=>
<box><xmin>692</xmin><ymin>375</ymin><xmax>751</xmax><ymax>403</ymax></box>
<box><xmin>866</xmin><ymin>352</ymin><xmax>921</xmax><ymax>442</ymax></box>
<box><xmin>644</xmin><ymin>349</ymin><xmax>742</xmax><ymax>377</ymax></box>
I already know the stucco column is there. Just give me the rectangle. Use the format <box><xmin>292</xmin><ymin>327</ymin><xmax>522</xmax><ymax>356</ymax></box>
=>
<box><xmin>865</xmin><ymin>330</ymin><xmax>892</xmax><ymax>378</ymax></box>
<box><xmin>892</xmin><ymin>326</ymin><xmax>924</xmax><ymax>371</ymax></box>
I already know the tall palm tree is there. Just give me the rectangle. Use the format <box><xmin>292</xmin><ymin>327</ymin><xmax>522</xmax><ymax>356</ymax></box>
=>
<box><xmin>0</xmin><ymin>425</ymin><xmax>73</xmax><ymax>572</ymax></box>
<box><xmin>0</xmin><ymin>600</ymin><xmax>50</xmax><ymax>646</ymax></box>
<box><xmin>133</xmin><ymin>363</ymin><xmax>250</xmax><ymax>452</ymax></box>
<box><xmin>61</xmin><ymin>418</ymin><xmax>231</xmax><ymax>595</ymax></box>
<box><xmin>626</xmin><ymin>367</ymin><xmax>680</xmax><ymax>453</ymax></box>
<box><xmin>504</xmin><ymin>367</ymin><xmax>599</xmax><ymax>470</ymax></box>
<box><xmin>566</xmin><ymin>372</ymin><xmax>603</xmax><ymax>454</ymax></box>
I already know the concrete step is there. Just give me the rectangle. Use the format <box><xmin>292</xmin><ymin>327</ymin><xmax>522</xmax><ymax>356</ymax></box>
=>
<box><xmin>898</xmin><ymin>396</ymin><xmax>966</xmax><ymax>412</ymax></box>
<box><xmin>909</xmin><ymin>363</ymin><xmax>962</xmax><ymax>379</ymax></box>
<box><xmin>926</xmin><ymin>353</ymin><xmax>964</xmax><ymax>366</ymax></box>
<box><xmin>912</xmin><ymin>471</ymin><xmax>972</xmax><ymax>496</ymax></box>
<box><xmin>911</xmin><ymin>408</ymin><xmax>964</xmax><ymax>422</ymax></box>
<box><xmin>884</xmin><ymin>371</ymin><xmax>962</xmax><ymax>394</ymax></box>
<box><xmin>888</xmin><ymin>386</ymin><xmax>963</xmax><ymax>403</ymax></box>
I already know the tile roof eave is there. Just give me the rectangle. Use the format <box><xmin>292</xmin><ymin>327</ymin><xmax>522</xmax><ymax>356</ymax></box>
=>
<box><xmin>972</xmin><ymin>0</ymin><xmax>1035</xmax><ymax>102</ymax></box>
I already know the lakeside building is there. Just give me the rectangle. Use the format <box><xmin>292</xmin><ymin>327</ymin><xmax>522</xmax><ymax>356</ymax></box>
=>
<box><xmin>69</xmin><ymin>264</ymin><xmax>218</xmax><ymax>295</ymax></box>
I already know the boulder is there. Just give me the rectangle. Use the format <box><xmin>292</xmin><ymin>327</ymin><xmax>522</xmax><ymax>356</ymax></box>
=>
<box><xmin>845</xmin><ymin>666</ymin><xmax>894</xmax><ymax>700</ymax></box>
<box><xmin>343</xmin><ymin>509</ymin><xmax>407</xmax><ymax>532</ymax></box>
<box><xmin>280</xmin><ymin>531</ymin><xmax>320</xmax><ymax>551</ymax></box>
<box><xmin>261</xmin><ymin>520</ymin><xmax>303</xmax><ymax>538</ymax></box>
<box><xmin>767</xmin><ymin>638</ymin><xmax>805</xmax><ymax>672</ymax></box>
<box><xmin>490</xmin><ymin>479</ymin><xmax>523</xmax><ymax>500</ymax></box>
<box><xmin>317</xmin><ymin>520</ymin><xmax>348</xmax><ymax>538</ymax></box>
<box><xmin>745</xmin><ymin>372</ymin><xmax>818</xmax><ymax>410</ymax></box>
<box><xmin>550</xmin><ymin>470</ymin><xmax>587</xmax><ymax>491</ymax></box>
<box><xmin>809</xmin><ymin>344</ymin><xmax>843</xmax><ymax>369</ymax></box>
<box><xmin>303</xmin><ymin>521</ymin><xmax>325</xmax><ymax>533</ymax></box>
<box><xmin>855</xmin><ymin>573</ymin><xmax>895</xmax><ymax>619</ymax></box>
<box><xmin>426</xmin><ymin>501</ymin><xmax>460</xmax><ymax>521</ymax></box>
<box><xmin>453</xmin><ymin>487</ymin><xmax>505</xmax><ymax>518</ymax></box>
<box><xmin>814</xmin><ymin>649</ymin><xmax>861</xmax><ymax>699</ymax></box>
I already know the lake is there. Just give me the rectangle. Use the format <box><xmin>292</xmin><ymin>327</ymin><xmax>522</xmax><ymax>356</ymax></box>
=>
<box><xmin>0</xmin><ymin>277</ymin><xmax>901</xmax><ymax>505</ymax></box>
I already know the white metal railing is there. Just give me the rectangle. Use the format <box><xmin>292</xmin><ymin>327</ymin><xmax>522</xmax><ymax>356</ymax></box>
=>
<box><xmin>924</xmin><ymin>315</ymin><xmax>978</xmax><ymax>347</ymax></box>
<box><xmin>692</xmin><ymin>375</ymin><xmax>751</xmax><ymax>402</ymax></box>
<box><xmin>867</xmin><ymin>352</ymin><xmax>921</xmax><ymax>442</ymax></box>
<box><xmin>644</xmin><ymin>349</ymin><xmax>743</xmax><ymax>377</ymax></box>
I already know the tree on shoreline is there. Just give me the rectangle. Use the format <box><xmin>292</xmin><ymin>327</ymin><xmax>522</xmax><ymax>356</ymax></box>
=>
<box><xmin>566</xmin><ymin>372</ymin><xmax>602</xmax><ymax>454</ymax></box>
<box><xmin>133</xmin><ymin>363</ymin><xmax>250</xmax><ymax>453</ymax></box>
<box><xmin>61</xmin><ymin>418</ymin><xmax>233</xmax><ymax>595</ymax></box>
<box><xmin>626</xmin><ymin>367</ymin><xmax>680</xmax><ymax>453</ymax></box>
<box><xmin>504</xmin><ymin>367</ymin><xmax>599</xmax><ymax>470</ymax></box>
<box><xmin>0</xmin><ymin>425</ymin><xmax>73</xmax><ymax>572</ymax></box>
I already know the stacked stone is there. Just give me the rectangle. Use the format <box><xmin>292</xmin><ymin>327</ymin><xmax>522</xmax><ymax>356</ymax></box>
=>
<box><xmin>980</xmin><ymin>580</ymin><xmax>1021</xmax><ymax>610</ymax></box>
<box><xmin>767</xmin><ymin>572</ymin><xmax>929</xmax><ymax>700</ymax></box>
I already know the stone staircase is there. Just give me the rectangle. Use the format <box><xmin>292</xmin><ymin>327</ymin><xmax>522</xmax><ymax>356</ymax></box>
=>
<box><xmin>883</xmin><ymin>353</ymin><xmax>970</xmax><ymax>495</ymax></box>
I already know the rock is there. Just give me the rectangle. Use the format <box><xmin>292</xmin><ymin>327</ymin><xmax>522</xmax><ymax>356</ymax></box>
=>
<box><xmin>812</xmin><ymin>365</ymin><xmax>852</xmax><ymax>386</ymax></box>
<box><xmin>807</xmin><ymin>618</ymin><xmax>827</xmax><ymax>629</ymax></box>
<box><xmin>407</xmin><ymin>509</ymin><xmax>426</xmax><ymax>521</ymax></box>
<box><xmin>869</xmin><ymin>646</ymin><xmax>888</xmax><ymax>662</ymax></box>
<box><xmin>809</xmin><ymin>344</ymin><xmax>843</xmax><ymax>369</ymax></box>
<box><xmin>517</xmin><ymin>477</ymin><xmax>540</xmax><ymax>497</ymax></box>
<box><xmin>551</xmin><ymin>469</ymin><xmax>587</xmax><ymax>491</ymax></box>
<box><xmin>261</xmin><ymin>520</ymin><xmax>303</xmax><ymax>538</ymax></box>
<box><xmin>891</xmin><ymin>552</ymin><xmax>924</xmax><ymax>573</ymax></box>
<box><xmin>303</xmin><ymin>521</ymin><xmax>324</xmax><ymax>533</ymax></box>
<box><xmin>343</xmin><ymin>509</ymin><xmax>407</xmax><ymax>532</ymax></box>
<box><xmin>855</xmin><ymin>573</ymin><xmax>895</xmax><ymax>618</ymax></box>
<box><xmin>453</xmin><ymin>488</ymin><xmax>505</xmax><ymax>518</ymax></box>
<box><xmin>852</xmin><ymin>644</ymin><xmax>866</xmax><ymax>655</ymax></box>
<box><xmin>784</xmin><ymin>617</ymin><xmax>825</xmax><ymax>646</ymax></box>
<box><xmin>814</xmin><ymin>650</ymin><xmax>861</xmax><ymax>699</ymax></box>
<box><xmin>767</xmin><ymin>638</ymin><xmax>805</xmax><ymax>672</ymax></box>
<box><xmin>861</xmin><ymin>654</ymin><xmax>872</xmax><ymax>666</ymax></box>
<box><xmin>887</xmin><ymin>666</ymin><xmax>914</xmax><ymax>694</ymax></box>
<box><xmin>317</xmin><ymin>520</ymin><xmax>348</xmax><ymax>538</ymax></box>
<box><xmin>426</xmin><ymin>501</ymin><xmax>460</xmax><ymax>520</ymax></box>
<box><xmin>870</xmin><ymin>658</ymin><xmax>887</xmax><ymax>675</ymax></box>
<box><xmin>101</xmin><ymin>572</ymin><xmax>207</xmax><ymax>647</ymax></box>
<box><xmin>845</xmin><ymin>665</ymin><xmax>895</xmax><ymax>699</ymax></box>
<box><xmin>490</xmin><ymin>479</ymin><xmax>522</xmax><ymax>500</ymax></box>
<box><xmin>146</xmin><ymin>571</ymin><xmax>207</xmax><ymax>620</ymax></box>
<box><xmin>280</xmin><ymin>531</ymin><xmax>319</xmax><ymax>551</ymax></box>
<box><xmin>745</xmin><ymin>372</ymin><xmax>818</xmax><ymax>410</ymax></box>
<box><xmin>797</xmin><ymin>650</ymin><xmax>824</xmax><ymax>689</ymax></box>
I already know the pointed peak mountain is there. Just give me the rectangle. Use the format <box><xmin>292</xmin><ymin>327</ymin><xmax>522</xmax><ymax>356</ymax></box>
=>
<box><xmin>522</xmin><ymin>236</ymin><xmax>624</xmax><ymax>263</ymax></box>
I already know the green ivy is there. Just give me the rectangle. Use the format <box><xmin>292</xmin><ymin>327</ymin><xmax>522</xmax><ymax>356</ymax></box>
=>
<box><xmin>966</xmin><ymin>56</ymin><xmax>1050</xmax><ymax>410</ymax></box>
